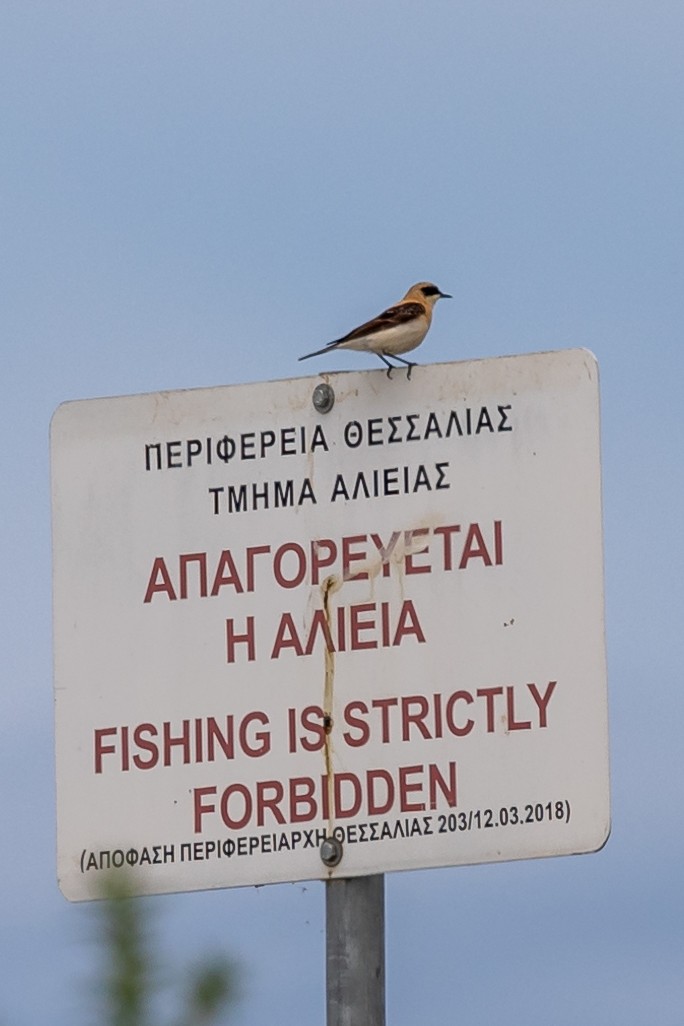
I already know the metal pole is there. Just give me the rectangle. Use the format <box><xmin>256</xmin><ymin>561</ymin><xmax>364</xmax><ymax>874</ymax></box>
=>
<box><xmin>326</xmin><ymin>874</ymin><xmax>385</xmax><ymax>1026</ymax></box>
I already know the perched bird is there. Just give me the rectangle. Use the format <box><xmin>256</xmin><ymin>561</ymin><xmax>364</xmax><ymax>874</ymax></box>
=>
<box><xmin>299</xmin><ymin>282</ymin><xmax>451</xmax><ymax>379</ymax></box>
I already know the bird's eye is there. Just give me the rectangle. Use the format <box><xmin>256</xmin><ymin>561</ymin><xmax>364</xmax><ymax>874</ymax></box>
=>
<box><xmin>422</xmin><ymin>285</ymin><xmax>440</xmax><ymax>297</ymax></box>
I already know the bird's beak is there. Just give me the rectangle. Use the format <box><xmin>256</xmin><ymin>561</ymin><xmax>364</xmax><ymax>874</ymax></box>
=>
<box><xmin>439</xmin><ymin>291</ymin><xmax>452</xmax><ymax>299</ymax></box>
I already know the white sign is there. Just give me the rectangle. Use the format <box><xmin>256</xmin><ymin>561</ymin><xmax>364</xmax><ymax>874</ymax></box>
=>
<box><xmin>52</xmin><ymin>349</ymin><xmax>609</xmax><ymax>901</ymax></box>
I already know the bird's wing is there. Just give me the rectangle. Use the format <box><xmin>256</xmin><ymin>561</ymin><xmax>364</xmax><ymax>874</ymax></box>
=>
<box><xmin>329</xmin><ymin>301</ymin><xmax>425</xmax><ymax>346</ymax></box>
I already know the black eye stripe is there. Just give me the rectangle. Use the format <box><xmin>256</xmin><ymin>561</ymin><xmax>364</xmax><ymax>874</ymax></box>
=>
<box><xmin>422</xmin><ymin>286</ymin><xmax>440</xmax><ymax>297</ymax></box>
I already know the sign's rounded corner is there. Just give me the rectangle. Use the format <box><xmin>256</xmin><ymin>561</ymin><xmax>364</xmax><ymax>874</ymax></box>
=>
<box><xmin>50</xmin><ymin>398</ymin><xmax>79</xmax><ymax>441</ymax></box>
<box><xmin>57</xmin><ymin>874</ymin><xmax>82</xmax><ymax>904</ymax></box>
<box><xmin>576</xmin><ymin>346</ymin><xmax>600</xmax><ymax>376</ymax></box>
<box><xmin>594</xmin><ymin>817</ymin><xmax>611</xmax><ymax>853</ymax></box>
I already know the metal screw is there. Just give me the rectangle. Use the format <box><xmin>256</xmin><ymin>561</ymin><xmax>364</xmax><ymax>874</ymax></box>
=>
<box><xmin>312</xmin><ymin>382</ymin><xmax>335</xmax><ymax>414</ymax></box>
<box><xmin>320</xmin><ymin>835</ymin><xmax>343</xmax><ymax>867</ymax></box>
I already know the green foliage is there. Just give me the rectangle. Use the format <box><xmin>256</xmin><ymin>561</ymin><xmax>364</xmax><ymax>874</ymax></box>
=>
<box><xmin>95</xmin><ymin>875</ymin><xmax>236</xmax><ymax>1026</ymax></box>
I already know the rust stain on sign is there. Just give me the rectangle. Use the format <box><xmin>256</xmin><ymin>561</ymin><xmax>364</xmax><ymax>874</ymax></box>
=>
<box><xmin>320</xmin><ymin>573</ymin><xmax>342</xmax><ymax>838</ymax></box>
<box><xmin>311</xmin><ymin>524</ymin><xmax>440</xmax><ymax>862</ymax></box>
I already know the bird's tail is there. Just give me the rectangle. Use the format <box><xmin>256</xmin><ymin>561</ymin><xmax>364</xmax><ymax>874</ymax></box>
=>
<box><xmin>298</xmin><ymin>343</ymin><xmax>335</xmax><ymax>362</ymax></box>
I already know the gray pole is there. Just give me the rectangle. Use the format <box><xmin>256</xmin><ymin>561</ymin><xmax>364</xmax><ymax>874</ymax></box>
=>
<box><xmin>326</xmin><ymin>874</ymin><xmax>385</xmax><ymax>1026</ymax></box>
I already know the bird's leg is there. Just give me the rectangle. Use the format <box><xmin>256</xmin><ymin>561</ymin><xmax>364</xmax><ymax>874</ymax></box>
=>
<box><xmin>391</xmin><ymin>355</ymin><xmax>416</xmax><ymax>380</ymax></box>
<box><xmin>378</xmin><ymin>354</ymin><xmax>395</xmax><ymax>378</ymax></box>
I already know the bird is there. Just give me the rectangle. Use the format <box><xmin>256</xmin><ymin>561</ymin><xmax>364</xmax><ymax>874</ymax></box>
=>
<box><xmin>299</xmin><ymin>282</ymin><xmax>451</xmax><ymax>379</ymax></box>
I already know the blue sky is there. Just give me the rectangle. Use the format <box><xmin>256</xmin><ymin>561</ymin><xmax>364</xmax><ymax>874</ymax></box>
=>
<box><xmin>2</xmin><ymin>1</ymin><xmax>683</xmax><ymax>1022</ymax></box>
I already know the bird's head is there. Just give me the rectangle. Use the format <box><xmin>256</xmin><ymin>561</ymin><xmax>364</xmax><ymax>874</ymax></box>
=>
<box><xmin>404</xmin><ymin>282</ymin><xmax>452</xmax><ymax>308</ymax></box>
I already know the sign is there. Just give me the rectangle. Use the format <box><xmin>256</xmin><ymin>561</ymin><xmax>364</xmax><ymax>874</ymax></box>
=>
<box><xmin>51</xmin><ymin>349</ymin><xmax>609</xmax><ymax>901</ymax></box>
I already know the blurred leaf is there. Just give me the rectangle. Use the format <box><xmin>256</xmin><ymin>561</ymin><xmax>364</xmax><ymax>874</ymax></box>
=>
<box><xmin>92</xmin><ymin>872</ymin><xmax>237</xmax><ymax>1026</ymax></box>
<box><xmin>96</xmin><ymin>874</ymin><xmax>155</xmax><ymax>1026</ymax></box>
<box><xmin>177</xmin><ymin>958</ymin><xmax>236</xmax><ymax>1026</ymax></box>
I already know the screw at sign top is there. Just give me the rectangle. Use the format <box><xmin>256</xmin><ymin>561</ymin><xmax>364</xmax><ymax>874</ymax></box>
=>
<box><xmin>312</xmin><ymin>383</ymin><xmax>335</xmax><ymax>414</ymax></box>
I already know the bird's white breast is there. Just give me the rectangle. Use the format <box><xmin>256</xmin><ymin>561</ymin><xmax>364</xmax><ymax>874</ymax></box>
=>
<box><xmin>339</xmin><ymin>317</ymin><xmax>428</xmax><ymax>355</ymax></box>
